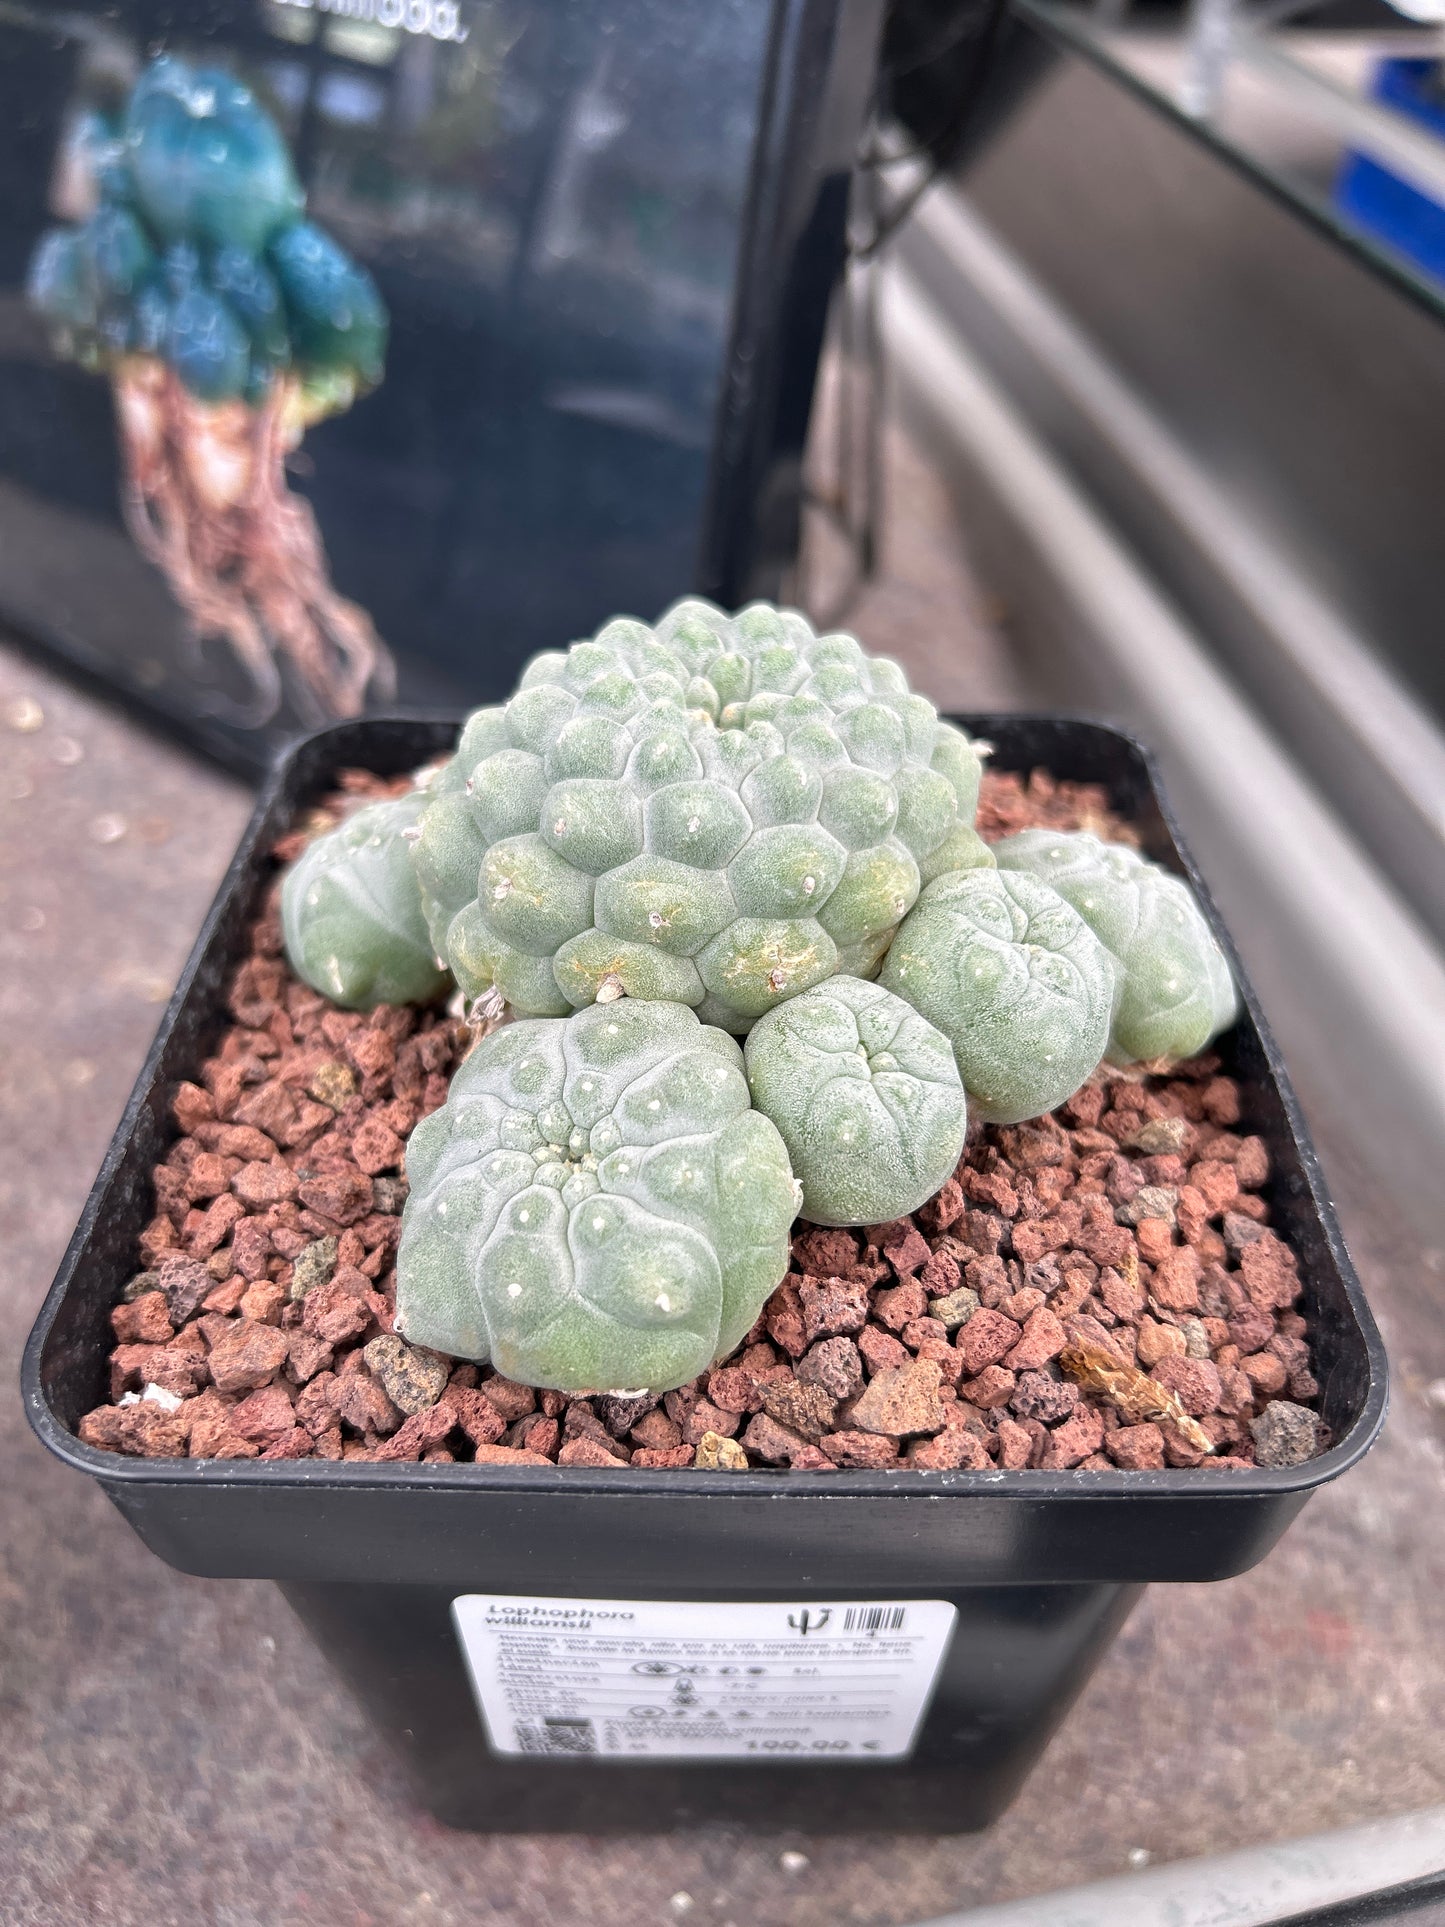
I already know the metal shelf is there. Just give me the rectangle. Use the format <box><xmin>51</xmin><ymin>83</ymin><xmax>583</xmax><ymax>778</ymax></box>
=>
<box><xmin>1018</xmin><ymin>0</ymin><xmax>1445</xmax><ymax>327</ymax></box>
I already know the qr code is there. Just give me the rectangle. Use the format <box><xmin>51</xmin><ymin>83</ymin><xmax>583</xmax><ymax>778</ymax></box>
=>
<box><xmin>515</xmin><ymin>1718</ymin><xmax>598</xmax><ymax>1756</ymax></box>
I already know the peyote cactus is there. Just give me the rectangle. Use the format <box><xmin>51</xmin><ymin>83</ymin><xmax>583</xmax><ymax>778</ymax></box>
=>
<box><xmin>410</xmin><ymin>598</ymin><xmax>989</xmax><ymax>1033</ymax></box>
<box><xmin>267</xmin><ymin>597</ymin><xmax>1246</xmax><ymax>1398</ymax></box>
<box><xmin>881</xmin><ymin>868</ymin><xmax>1118</xmax><ymax>1125</ymax></box>
<box><xmin>744</xmin><ymin>978</ymin><xmax>967</xmax><ymax>1228</ymax></box>
<box><xmin>394</xmin><ymin>1000</ymin><xmax>798</xmax><ymax>1392</ymax></box>
<box><xmin>280</xmin><ymin>793</ymin><xmax>448</xmax><ymax>1010</ymax></box>
<box><xmin>993</xmin><ymin>830</ymin><xmax>1237</xmax><ymax>1062</ymax></box>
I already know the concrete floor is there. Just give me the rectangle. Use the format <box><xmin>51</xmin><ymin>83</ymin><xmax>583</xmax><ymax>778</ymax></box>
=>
<box><xmin>2</xmin><ymin>426</ymin><xmax>1443</xmax><ymax>1927</ymax></box>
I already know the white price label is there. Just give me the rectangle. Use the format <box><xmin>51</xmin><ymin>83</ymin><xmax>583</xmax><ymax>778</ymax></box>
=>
<box><xmin>451</xmin><ymin>1594</ymin><xmax>956</xmax><ymax>1762</ymax></box>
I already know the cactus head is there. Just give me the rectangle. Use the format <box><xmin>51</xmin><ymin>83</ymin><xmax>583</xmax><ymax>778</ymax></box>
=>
<box><xmin>745</xmin><ymin>978</ymin><xmax>967</xmax><ymax>1228</ymax></box>
<box><xmin>881</xmin><ymin>867</ymin><xmax>1117</xmax><ymax>1124</ymax></box>
<box><xmin>280</xmin><ymin>792</ymin><xmax>448</xmax><ymax>1010</ymax></box>
<box><xmin>411</xmin><ymin>599</ymin><xmax>985</xmax><ymax>1033</ymax></box>
<box><xmin>394</xmin><ymin>1000</ymin><xmax>798</xmax><ymax>1392</ymax></box>
<box><xmin>993</xmin><ymin>830</ymin><xmax>1237</xmax><ymax>1062</ymax></box>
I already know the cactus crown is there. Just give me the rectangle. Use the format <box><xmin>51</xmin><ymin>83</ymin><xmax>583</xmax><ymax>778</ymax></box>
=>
<box><xmin>26</xmin><ymin>54</ymin><xmax>385</xmax><ymax>418</ymax></box>
<box><xmin>395</xmin><ymin>1000</ymin><xmax>797</xmax><ymax>1393</ymax></box>
<box><xmin>881</xmin><ymin>867</ymin><xmax>1119</xmax><ymax>1126</ymax></box>
<box><xmin>744</xmin><ymin>977</ymin><xmax>968</xmax><ymax>1228</ymax></box>
<box><xmin>410</xmin><ymin>598</ymin><xmax>985</xmax><ymax>1033</ymax></box>
<box><xmin>992</xmin><ymin>830</ymin><xmax>1237</xmax><ymax>1063</ymax></box>
<box><xmin>279</xmin><ymin>793</ymin><xmax>447</xmax><ymax>1011</ymax></box>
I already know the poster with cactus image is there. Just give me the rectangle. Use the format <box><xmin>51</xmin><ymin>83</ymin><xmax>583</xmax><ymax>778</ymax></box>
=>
<box><xmin>0</xmin><ymin>0</ymin><xmax>854</xmax><ymax>770</ymax></box>
<box><xmin>26</xmin><ymin>53</ymin><xmax>395</xmax><ymax>726</ymax></box>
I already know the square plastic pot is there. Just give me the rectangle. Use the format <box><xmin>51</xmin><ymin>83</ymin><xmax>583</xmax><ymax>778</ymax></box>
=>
<box><xmin>22</xmin><ymin>714</ymin><xmax>1386</xmax><ymax>1833</ymax></box>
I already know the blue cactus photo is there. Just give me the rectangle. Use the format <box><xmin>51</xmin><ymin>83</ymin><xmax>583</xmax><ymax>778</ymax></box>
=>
<box><xmin>26</xmin><ymin>54</ymin><xmax>394</xmax><ymax>724</ymax></box>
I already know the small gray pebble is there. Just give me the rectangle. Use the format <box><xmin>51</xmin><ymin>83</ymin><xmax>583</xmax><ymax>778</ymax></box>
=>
<box><xmin>371</xmin><ymin>1176</ymin><xmax>408</xmax><ymax>1215</ymax></box>
<box><xmin>290</xmin><ymin>1235</ymin><xmax>339</xmax><ymax>1303</ymax></box>
<box><xmin>596</xmin><ymin>1391</ymin><xmax>661</xmax><ymax>1437</ymax></box>
<box><xmin>930</xmin><ymin>1286</ymin><xmax>981</xmax><ymax>1332</ymax></box>
<box><xmin>1124</xmin><ymin>1116</ymin><xmax>1191</xmax><ymax>1156</ymax></box>
<box><xmin>797</xmin><ymin>1336</ymin><xmax>864</xmax><ymax>1400</ymax></box>
<box><xmin>1223</xmin><ymin>1211</ymin><xmax>1266</xmax><ymax>1255</ymax></box>
<box><xmin>1182</xmin><ymin>1317</ymin><xmax>1212</xmax><ymax>1360</ymax></box>
<box><xmin>156</xmin><ymin>1252</ymin><xmax>211</xmax><ymax>1323</ymax></box>
<box><xmin>1250</xmin><ymin>1400</ymin><xmax>1324</xmax><ymax>1468</ymax></box>
<box><xmin>363</xmin><ymin>1333</ymin><xmax>452</xmax><ymax>1415</ymax></box>
<box><xmin>1025</xmin><ymin>1258</ymin><xmax>1063</xmax><ymax>1296</ymax></box>
<box><xmin>1116</xmin><ymin>1185</ymin><xmax>1179</xmax><ymax>1228</ymax></box>
<box><xmin>121</xmin><ymin>1271</ymin><xmax>162</xmax><ymax>1304</ymax></box>
<box><xmin>1010</xmin><ymin>1370</ymin><xmax>1078</xmax><ymax>1425</ymax></box>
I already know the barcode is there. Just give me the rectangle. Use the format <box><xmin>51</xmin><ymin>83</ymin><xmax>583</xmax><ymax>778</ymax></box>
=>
<box><xmin>515</xmin><ymin>1718</ymin><xmax>598</xmax><ymax>1756</ymax></box>
<box><xmin>844</xmin><ymin>1607</ymin><xmax>907</xmax><ymax>1633</ymax></box>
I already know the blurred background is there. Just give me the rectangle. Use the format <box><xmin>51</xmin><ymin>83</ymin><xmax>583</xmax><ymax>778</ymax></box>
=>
<box><xmin>2</xmin><ymin>0</ymin><xmax>1443</xmax><ymax>1920</ymax></box>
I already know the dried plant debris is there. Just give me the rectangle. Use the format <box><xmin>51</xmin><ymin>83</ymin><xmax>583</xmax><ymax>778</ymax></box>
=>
<box><xmin>78</xmin><ymin>768</ymin><xmax>1323</xmax><ymax>1471</ymax></box>
<box><xmin>1060</xmin><ymin>1339</ymin><xmax>1214</xmax><ymax>1458</ymax></box>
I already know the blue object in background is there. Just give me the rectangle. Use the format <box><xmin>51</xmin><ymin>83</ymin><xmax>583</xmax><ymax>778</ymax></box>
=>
<box><xmin>1336</xmin><ymin>58</ymin><xmax>1445</xmax><ymax>287</ymax></box>
<box><xmin>0</xmin><ymin>0</ymin><xmax>888</xmax><ymax>772</ymax></box>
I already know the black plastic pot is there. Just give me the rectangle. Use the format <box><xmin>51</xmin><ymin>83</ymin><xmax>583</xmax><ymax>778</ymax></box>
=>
<box><xmin>22</xmin><ymin>714</ymin><xmax>1387</xmax><ymax>1833</ymax></box>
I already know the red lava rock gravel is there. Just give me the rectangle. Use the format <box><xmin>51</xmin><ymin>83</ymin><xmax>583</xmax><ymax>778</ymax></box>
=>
<box><xmin>78</xmin><ymin>768</ymin><xmax>1325</xmax><ymax>1473</ymax></box>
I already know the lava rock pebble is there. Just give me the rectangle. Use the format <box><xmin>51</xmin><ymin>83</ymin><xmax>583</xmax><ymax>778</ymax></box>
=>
<box><xmin>1250</xmin><ymin>1400</ymin><xmax>1325</xmax><ymax>1467</ymax></box>
<box><xmin>363</xmin><ymin>1334</ymin><xmax>451</xmax><ymax>1415</ymax></box>
<box><xmin>847</xmin><ymin>1359</ymin><xmax>946</xmax><ymax>1438</ymax></box>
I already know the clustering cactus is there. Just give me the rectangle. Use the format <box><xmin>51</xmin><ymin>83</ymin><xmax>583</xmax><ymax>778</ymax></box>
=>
<box><xmin>410</xmin><ymin>598</ymin><xmax>988</xmax><ymax>1032</ymax></box>
<box><xmin>27</xmin><ymin>54</ymin><xmax>392</xmax><ymax>723</ymax></box>
<box><xmin>993</xmin><ymin>831</ymin><xmax>1237</xmax><ymax>1062</ymax></box>
<box><xmin>744</xmin><ymin>979</ymin><xmax>967</xmax><ymax>1227</ymax></box>
<box><xmin>275</xmin><ymin>597</ymin><xmax>1241</xmax><ymax>1392</ymax></box>
<box><xmin>880</xmin><ymin>868</ymin><xmax>1119</xmax><ymax>1125</ymax></box>
<box><xmin>280</xmin><ymin>794</ymin><xmax>447</xmax><ymax>1011</ymax></box>
<box><xmin>395</xmin><ymin>1001</ymin><xmax>797</xmax><ymax>1392</ymax></box>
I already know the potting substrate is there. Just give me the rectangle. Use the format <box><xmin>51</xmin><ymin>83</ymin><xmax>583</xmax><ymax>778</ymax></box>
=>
<box><xmin>78</xmin><ymin>763</ymin><xmax>1321</xmax><ymax>1479</ymax></box>
<box><xmin>24</xmin><ymin>715</ymin><xmax>1385</xmax><ymax>1833</ymax></box>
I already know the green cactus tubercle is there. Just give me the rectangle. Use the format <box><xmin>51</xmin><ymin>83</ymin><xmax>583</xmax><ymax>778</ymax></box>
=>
<box><xmin>881</xmin><ymin>867</ymin><xmax>1119</xmax><ymax>1125</ymax></box>
<box><xmin>744</xmin><ymin>978</ymin><xmax>967</xmax><ymax>1228</ymax></box>
<box><xmin>992</xmin><ymin>830</ymin><xmax>1237</xmax><ymax>1063</ymax></box>
<box><xmin>394</xmin><ymin>1000</ymin><xmax>798</xmax><ymax>1393</ymax></box>
<box><xmin>280</xmin><ymin>793</ymin><xmax>449</xmax><ymax>1011</ymax></box>
<box><xmin>410</xmin><ymin>598</ymin><xmax>986</xmax><ymax>1034</ymax></box>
